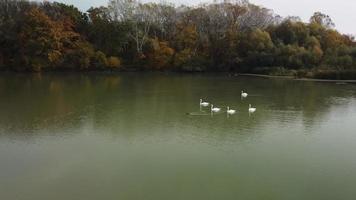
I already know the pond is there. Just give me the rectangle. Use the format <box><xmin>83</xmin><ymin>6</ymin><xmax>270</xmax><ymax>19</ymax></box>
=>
<box><xmin>1</xmin><ymin>73</ymin><xmax>356</xmax><ymax>200</ymax></box>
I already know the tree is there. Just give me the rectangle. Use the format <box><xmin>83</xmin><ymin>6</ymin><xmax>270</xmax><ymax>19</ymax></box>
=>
<box><xmin>109</xmin><ymin>0</ymin><xmax>155</xmax><ymax>56</ymax></box>
<box><xmin>0</xmin><ymin>0</ymin><xmax>32</xmax><ymax>69</ymax></box>
<box><xmin>271</xmin><ymin>20</ymin><xmax>309</xmax><ymax>45</ymax></box>
<box><xmin>238</xmin><ymin>3</ymin><xmax>276</xmax><ymax>31</ymax></box>
<box><xmin>321</xmin><ymin>29</ymin><xmax>345</xmax><ymax>50</ymax></box>
<box><xmin>41</xmin><ymin>2</ymin><xmax>89</xmax><ymax>34</ymax></box>
<box><xmin>173</xmin><ymin>23</ymin><xmax>205</xmax><ymax>70</ymax></box>
<box><xmin>146</xmin><ymin>37</ymin><xmax>174</xmax><ymax>69</ymax></box>
<box><xmin>248</xmin><ymin>29</ymin><xmax>274</xmax><ymax>51</ymax></box>
<box><xmin>19</xmin><ymin>7</ymin><xmax>66</xmax><ymax>71</ymax></box>
<box><xmin>1</xmin><ymin>0</ymin><xmax>356</xmax><ymax>73</ymax></box>
<box><xmin>310</xmin><ymin>12</ymin><xmax>335</xmax><ymax>29</ymax></box>
<box><xmin>87</xmin><ymin>6</ymin><xmax>129</xmax><ymax>56</ymax></box>
<box><xmin>19</xmin><ymin>6</ymin><xmax>98</xmax><ymax>71</ymax></box>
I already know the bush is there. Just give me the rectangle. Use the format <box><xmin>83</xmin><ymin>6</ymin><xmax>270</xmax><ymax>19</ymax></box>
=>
<box><xmin>93</xmin><ymin>51</ymin><xmax>108</xmax><ymax>69</ymax></box>
<box><xmin>296</xmin><ymin>70</ymin><xmax>308</xmax><ymax>78</ymax></box>
<box><xmin>107</xmin><ymin>56</ymin><xmax>121</xmax><ymax>70</ymax></box>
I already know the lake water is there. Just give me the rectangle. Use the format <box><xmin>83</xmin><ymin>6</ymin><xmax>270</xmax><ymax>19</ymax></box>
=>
<box><xmin>1</xmin><ymin>73</ymin><xmax>356</xmax><ymax>200</ymax></box>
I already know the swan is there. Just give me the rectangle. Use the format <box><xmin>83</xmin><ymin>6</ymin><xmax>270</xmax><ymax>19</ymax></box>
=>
<box><xmin>211</xmin><ymin>104</ymin><xmax>221</xmax><ymax>113</ymax></box>
<box><xmin>241</xmin><ymin>91</ymin><xmax>248</xmax><ymax>98</ymax></box>
<box><xmin>200</xmin><ymin>99</ymin><xmax>210</xmax><ymax>107</ymax></box>
<box><xmin>249</xmin><ymin>104</ymin><xmax>256</xmax><ymax>113</ymax></box>
<box><xmin>227</xmin><ymin>106</ymin><xmax>236</xmax><ymax>114</ymax></box>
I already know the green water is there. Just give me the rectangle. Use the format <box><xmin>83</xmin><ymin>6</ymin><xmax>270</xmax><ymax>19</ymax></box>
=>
<box><xmin>1</xmin><ymin>73</ymin><xmax>356</xmax><ymax>200</ymax></box>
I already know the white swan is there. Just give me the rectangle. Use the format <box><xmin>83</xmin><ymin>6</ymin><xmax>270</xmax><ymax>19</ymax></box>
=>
<box><xmin>211</xmin><ymin>104</ymin><xmax>221</xmax><ymax>113</ymax></box>
<box><xmin>249</xmin><ymin>104</ymin><xmax>256</xmax><ymax>113</ymax></box>
<box><xmin>241</xmin><ymin>91</ymin><xmax>248</xmax><ymax>98</ymax></box>
<box><xmin>227</xmin><ymin>106</ymin><xmax>236</xmax><ymax>114</ymax></box>
<box><xmin>200</xmin><ymin>99</ymin><xmax>210</xmax><ymax>107</ymax></box>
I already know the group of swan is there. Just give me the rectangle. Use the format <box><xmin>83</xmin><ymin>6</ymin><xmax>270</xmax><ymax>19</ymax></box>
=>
<box><xmin>243</xmin><ymin>91</ymin><xmax>257</xmax><ymax>113</ymax></box>
<box><xmin>199</xmin><ymin>90</ymin><xmax>256</xmax><ymax>115</ymax></box>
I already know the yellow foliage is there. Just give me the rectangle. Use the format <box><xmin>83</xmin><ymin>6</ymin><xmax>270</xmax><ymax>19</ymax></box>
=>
<box><xmin>48</xmin><ymin>50</ymin><xmax>62</xmax><ymax>64</ymax></box>
<box><xmin>107</xmin><ymin>57</ymin><xmax>121</xmax><ymax>69</ymax></box>
<box><xmin>322</xmin><ymin>30</ymin><xmax>344</xmax><ymax>49</ymax></box>
<box><xmin>147</xmin><ymin>38</ymin><xmax>175</xmax><ymax>69</ymax></box>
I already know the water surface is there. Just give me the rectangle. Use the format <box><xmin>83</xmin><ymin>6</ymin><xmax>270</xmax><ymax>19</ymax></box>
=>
<box><xmin>1</xmin><ymin>73</ymin><xmax>356</xmax><ymax>200</ymax></box>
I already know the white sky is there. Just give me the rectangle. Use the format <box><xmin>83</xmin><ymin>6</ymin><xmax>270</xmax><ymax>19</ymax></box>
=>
<box><xmin>43</xmin><ymin>0</ymin><xmax>356</xmax><ymax>35</ymax></box>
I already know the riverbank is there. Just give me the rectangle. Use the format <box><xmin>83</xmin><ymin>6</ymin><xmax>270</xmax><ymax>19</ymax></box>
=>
<box><xmin>242</xmin><ymin>67</ymin><xmax>356</xmax><ymax>81</ymax></box>
<box><xmin>2</xmin><ymin>67</ymin><xmax>356</xmax><ymax>82</ymax></box>
<box><xmin>238</xmin><ymin>73</ymin><xmax>356</xmax><ymax>83</ymax></box>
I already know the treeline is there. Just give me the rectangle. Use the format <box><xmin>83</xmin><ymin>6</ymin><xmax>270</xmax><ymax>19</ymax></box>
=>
<box><xmin>0</xmin><ymin>0</ymin><xmax>356</xmax><ymax>74</ymax></box>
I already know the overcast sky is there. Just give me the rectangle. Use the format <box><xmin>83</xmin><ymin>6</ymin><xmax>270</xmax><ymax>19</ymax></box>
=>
<box><xmin>44</xmin><ymin>0</ymin><xmax>356</xmax><ymax>35</ymax></box>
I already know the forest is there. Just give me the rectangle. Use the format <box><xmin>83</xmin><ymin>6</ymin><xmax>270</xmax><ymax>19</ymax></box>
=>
<box><xmin>1</xmin><ymin>0</ymin><xmax>356</xmax><ymax>78</ymax></box>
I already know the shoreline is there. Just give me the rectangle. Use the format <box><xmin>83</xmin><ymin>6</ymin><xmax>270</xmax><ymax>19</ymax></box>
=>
<box><xmin>238</xmin><ymin>73</ymin><xmax>356</xmax><ymax>83</ymax></box>
<box><xmin>2</xmin><ymin>70</ymin><xmax>356</xmax><ymax>83</ymax></box>
<box><xmin>237</xmin><ymin>73</ymin><xmax>295</xmax><ymax>79</ymax></box>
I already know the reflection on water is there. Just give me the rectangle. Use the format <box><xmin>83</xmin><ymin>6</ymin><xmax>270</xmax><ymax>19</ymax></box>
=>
<box><xmin>1</xmin><ymin>73</ymin><xmax>356</xmax><ymax>200</ymax></box>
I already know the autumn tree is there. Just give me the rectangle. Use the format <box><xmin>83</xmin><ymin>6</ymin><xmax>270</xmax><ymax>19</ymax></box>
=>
<box><xmin>310</xmin><ymin>12</ymin><xmax>335</xmax><ymax>29</ymax></box>
<box><xmin>19</xmin><ymin>7</ymin><xmax>66</xmax><ymax>71</ymax></box>
<box><xmin>146</xmin><ymin>37</ymin><xmax>174</xmax><ymax>69</ymax></box>
<box><xmin>19</xmin><ymin>6</ymin><xmax>104</xmax><ymax>71</ymax></box>
<box><xmin>1</xmin><ymin>0</ymin><xmax>356</xmax><ymax>73</ymax></box>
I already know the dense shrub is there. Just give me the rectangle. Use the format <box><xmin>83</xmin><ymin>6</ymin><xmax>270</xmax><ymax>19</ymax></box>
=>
<box><xmin>107</xmin><ymin>57</ymin><xmax>121</xmax><ymax>70</ymax></box>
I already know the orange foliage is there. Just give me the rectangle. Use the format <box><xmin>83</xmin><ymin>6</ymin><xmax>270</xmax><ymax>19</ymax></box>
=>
<box><xmin>146</xmin><ymin>38</ymin><xmax>175</xmax><ymax>70</ymax></box>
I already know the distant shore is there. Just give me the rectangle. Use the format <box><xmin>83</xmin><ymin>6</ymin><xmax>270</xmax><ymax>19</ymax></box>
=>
<box><xmin>238</xmin><ymin>73</ymin><xmax>356</xmax><ymax>83</ymax></box>
<box><xmin>2</xmin><ymin>68</ymin><xmax>356</xmax><ymax>83</ymax></box>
